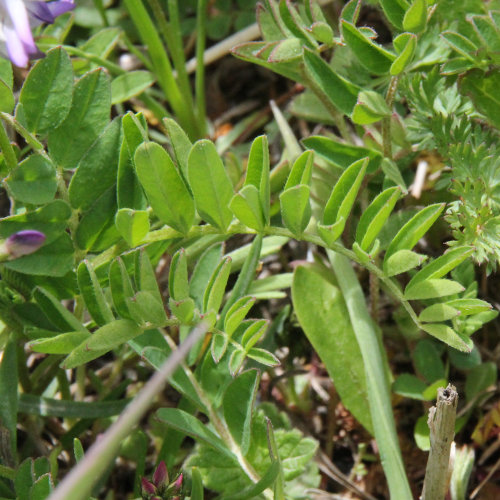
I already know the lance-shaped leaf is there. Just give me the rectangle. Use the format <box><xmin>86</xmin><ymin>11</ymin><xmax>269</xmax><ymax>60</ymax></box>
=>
<box><xmin>29</xmin><ymin>331</ymin><xmax>91</xmax><ymax>354</ymax></box>
<box><xmin>318</xmin><ymin>158</ymin><xmax>367</xmax><ymax>246</ymax></box>
<box><xmin>470</xmin><ymin>14</ymin><xmax>500</xmax><ymax>53</ymax></box>
<box><xmin>292</xmin><ymin>264</ymin><xmax>373</xmax><ymax>433</ymax></box>
<box><xmin>224</xmin><ymin>296</ymin><xmax>256</xmax><ymax>337</ymax></box>
<box><xmin>169</xmin><ymin>249</ymin><xmax>190</xmax><ymax>302</ymax></box>
<box><xmin>341</xmin><ymin>0</ymin><xmax>362</xmax><ymax>24</ymax></box>
<box><xmin>302</xmin><ymin>48</ymin><xmax>360</xmax><ymax>115</ymax></box>
<box><xmin>279</xmin><ymin>0</ymin><xmax>317</xmax><ymax>48</ymax></box>
<box><xmin>390</xmin><ymin>33</ymin><xmax>417</xmax><ymax>75</ymax></box>
<box><xmin>62</xmin><ymin>319</ymin><xmax>143</xmax><ymax>369</ymax></box>
<box><xmin>230</xmin><ymin>185</ymin><xmax>266</xmax><ymax>231</ymax></box>
<box><xmin>77</xmin><ymin>260</ymin><xmax>114</xmax><ymax>326</ymax></box>
<box><xmin>384</xmin><ymin>203</ymin><xmax>445</xmax><ymax>266</ymax></box>
<box><xmin>419</xmin><ymin>304</ymin><xmax>460</xmax><ymax>323</ymax></box>
<box><xmin>223</xmin><ymin>369</ymin><xmax>260</xmax><ymax>456</ymax></box>
<box><xmin>241</xmin><ymin>319</ymin><xmax>268</xmax><ymax>350</ymax></box>
<box><xmin>341</xmin><ymin>20</ymin><xmax>396</xmax><ymax>75</ymax></box>
<box><xmin>163</xmin><ymin>117</ymin><xmax>193</xmax><ymax>185</ymax></box>
<box><xmin>188</xmin><ymin>140</ymin><xmax>234</xmax><ymax>231</ymax></box>
<box><xmin>246</xmin><ymin>348</ymin><xmax>279</xmax><ymax>367</ymax></box>
<box><xmin>403</xmin><ymin>0</ymin><xmax>427</xmax><ymax>33</ymax></box>
<box><xmin>404</xmin><ymin>279</ymin><xmax>465</xmax><ymax>300</ymax></box>
<box><xmin>109</xmin><ymin>257</ymin><xmax>135</xmax><ymax>319</ymax></box>
<box><xmin>445</xmin><ymin>299</ymin><xmax>492</xmax><ymax>316</ymax></box>
<box><xmin>440</xmin><ymin>31</ymin><xmax>478</xmax><ymax>61</ymax></box>
<box><xmin>135</xmin><ymin>142</ymin><xmax>194</xmax><ymax>234</ymax></box>
<box><xmin>280</xmin><ymin>185</ymin><xmax>311</xmax><ymax>236</ymax></box>
<box><xmin>407</xmin><ymin>246</ymin><xmax>474</xmax><ymax>289</ymax></box>
<box><xmin>421</xmin><ymin>324</ymin><xmax>472</xmax><ymax>352</ymax></box>
<box><xmin>203</xmin><ymin>257</ymin><xmax>232</xmax><ymax>314</ymax></box>
<box><xmin>245</xmin><ymin>135</ymin><xmax>270</xmax><ymax>224</ymax></box>
<box><xmin>356</xmin><ymin>187</ymin><xmax>401</xmax><ymax>251</ymax></box>
<box><xmin>135</xmin><ymin>249</ymin><xmax>163</xmax><ymax>304</ymax></box>
<box><xmin>379</xmin><ymin>0</ymin><xmax>408</xmax><ymax>29</ymax></box>
<box><xmin>111</xmin><ymin>70</ymin><xmax>155</xmax><ymax>105</ymax></box>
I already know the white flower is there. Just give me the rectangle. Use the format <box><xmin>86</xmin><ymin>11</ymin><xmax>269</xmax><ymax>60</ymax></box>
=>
<box><xmin>0</xmin><ymin>0</ymin><xmax>74</xmax><ymax>67</ymax></box>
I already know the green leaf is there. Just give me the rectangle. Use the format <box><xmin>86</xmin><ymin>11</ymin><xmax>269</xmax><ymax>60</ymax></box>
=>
<box><xmin>203</xmin><ymin>257</ymin><xmax>232</xmax><ymax>314</ymax></box>
<box><xmin>223</xmin><ymin>461</ymin><xmax>280</xmax><ymax>500</ymax></box>
<box><xmin>341</xmin><ymin>20</ymin><xmax>395</xmax><ymax>75</ymax></box>
<box><xmin>245</xmin><ymin>135</ymin><xmax>270</xmax><ymax>224</ymax></box>
<box><xmin>224</xmin><ymin>296</ymin><xmax>256</xmax><ymax>337</ymax></box>
<box><xmin>230</xmin><ymin>185</ymin><xmax>265</xmax><ymax>231</ymax></box>
<box><xmin>5</xmin><ymin>155</ymin><xmax>57</xmax><ymax>204</ymax></box>
<box><xmin>163</xmin><ymin>118</ymin><xmax>193</xmax><ymax>185</ymax></box>
<box><xmin>440</xmin><ymin>31</ymin><xmax>478</xmax><ymax>61</ymax></box>
<box><xmin>0</xmin><ymin>334</ymin><xmax>17</xmax><ymax>461</ymax></box>
<box><xmin>111</xmin><ymin>70</ymin><xmax>155</xmax><ymax>104</ymax></box>
<box><xmin>48</xmin><ymin>68</ymin><xmax>111</xmax><ymax>169</ymax></box>
<box><xmin>352</xmin><ymin>90</ymin><xmax>391</xmax><ymax>124</ymax></box>
<box><xmin>465</xmin><ymin>362</ymin><xmax>497</xmax><ymax>402</ymax></box>
<box><xmin>356</xmin><ymin>187</ymin><xmax>400</xmax><ymax>251</ymax></box>
<box><xmin>156</xmin><ymin>408</ymin><xmax>233</xmax><ymax>457</ymax></box>
<box><xmin>421</xmin><ymin>324</ymin><xmax>471</xmax><ymax>352</ymax></box>
<box><xmin>127</xmin><ymin>290</ymin><xmax>167</xmax><ymax>328</ymax></box>
<box><xmin>247</xmin><ymin>348</ymin><xmax>280</xmax><ymax>367</ymax></box>
<box><xmin>169</xmin><ymin>249</ymin><xmax>190</xmax><ymax>302</ymax></box>
<box><xmin>419</xmin><ymin>303</ymin><xmax>460</xmax><ymax>322</ymax></box>
<box><xmin>317</xmin><ymin>218</ymin><xmax>346</xmax><ymax>246</ymax></box>
<box><xmin>229</xmin><ymin>349</ymin><xmax>246</xmax><ymax>376</ymax></box>
<box><xmin>278</xmin><ymin>0</ymin><xmax>317</xmax><ymax>48</ymax></box>
<box><xmin>74</xmin><ymin>439</ymin><xmax>84</xmax><ymax>462</ymax></box>
<box><xmin>422</xmin><ymin>378</ymin><xmax>447</xmax><ymax>401</ymax></box>
<box><xmin>134</xmin><ymin>142</ymin><xmax>194</xmax><ymax>234</ymax></box>
<box><xmin>404</xmin><ymin>279</ymin><xmax>465</xmax><ymax>300</ymax></box>
<box><xmin>223</xmin><ymin>369</ymin><xmax>260</xmax><ymax>456</ymax></box>
<box><xmin>115</xmin><ymin>209</ymin><xmax>149</xmax><ymax>247</ymax></box>
<box><xmin>414</xmin><ymin>339</ymin><xmax>445</xmax><ymax>383</ymax></box>
<box><xmin>445</xmin><ymin>298</ymin><xmax>492</xmax><ymax>316</ymax></box>
<box><xmin>292</xmin><ymin>264</ymin><xmax>373</xmax><ymax>433</ymax></box>
<box><xmin>29</xmin><ymin>331</ymin><xmax>91</xmax><ymax>354</ymax></box>
<box><xmin>470</xmin><ymin>14</ymin><xmax>500</xmax><ymax>53</ymax></box>
<box><xmin>109</xmin><ymin>257</ymin><xmax>135</xmax><ymax>319</ymax></box>
<box><xmin>407</xmin><ymin>246</ymin><xmax>474</xmax><ymax>288</ymax></box>
<box><xmin>302</xmin><ymin>135</ymin><xmax>381</xmax><ymax>173</ymax></box>
<box><xmin>0</xmin><ymin>78</ymin><xmax>14</xmax><ymax>113</ymax></box>
<box><xmin>459</xmin><ymin>69</ymin><xmax>500</xmax><ymax>129</ymax></box>
<box><xmin>323</xmin><ymin>158</ymin><xmax>367</xmax><ymax>225</ymax></box>
<box><xmin>4</xmin><ymin>233</ymin><xmax>74</xmax><ymax>277</ymax></box>
<box><xmin>341</xmin><ymin>0</ymin><xmax>362</xmax><ymax>24</ymax></box>
<box><xmin>188</xmin><ymin>140</ymin><xmax>234</xmax><ymax>231</ymax></box>
<box><xmin>68</xmin><ymin>118</ymin><xmax>122</xmax><ymax>211</ymax></box>
<box><xmin>241</xmin><ymin>320</ymin><xmax>268</xmax><ymax>350</ymax></box>
<box><xmin>19</xmin><ymin>47</ymin><xmax>73</xmax><ymax>134</ymax></box>
<box><xmin>309</xmin><ymin>21</ymin><xmax>334</xmax><ymax>45</ymax></box>
<box><xmin>403</xmin><ymin>0</ymin><xmax>427</xmax><ymax>33</ymax></box>
<box><xmin>284</xmin><ymin>150</ymin><xmax>314</xmax><ymax>189</ymax></box>
<box><xmin>62</xmin><ymin>319</ymin><xmax>142</xmax><ymax>369</ymax></box>
<box><xmin>191</xmin><ymin>467</ymin><xmax>204</xmax><ymax>500</ymax></box>
<box><xmin>379</xmin><ymin>0</ymin><xmax>408</xmax><ymax>29</ymax></box>
<box><xmin>302</xmin><ymin>48</ymin><xmax>360</xmax><ymax>115</ymax></box>
<box><xmin>30</xmin><ymin>474</ymin><xmax>53</xmax><ymax>499</ymax></box>
<box><xmin>384</xmin><ymin>249</ymin><xmax>427</xmax><ymax>277</ymax></box>
<box><xmin>190</xmin><ymin>243</ymin><xmax>224</xmax><ymax>309</ymax></box>
<box><xmin>384</xmin><ymin>203</ymin><xmax>445</xmax><ymax>264</ymax></box>
<box><xmin>280</xmin><ymin>185</ymin><xmax>311</xmax><ymax>236</ymax></box>
<box><xmin>393</xmin><ymin>374</ymin><xmax>427</xmax><ymax>400</ymax></box>
<box><xmin>391</xmin><ymin>33</ymin><xmax>417</xmax><ymax>75</ymax></box>
<box><xmin>414</xmin><ymin>415</ymin><xmax>430</xmax><ymax>451</ymax></box>
<box><xmin>77</xmin><ymin>260</ymin><xmax>114</xmax><ymax>326</ymax></box>
<box><xmin>135</xmin><ymin>248</ymin><xmax>163</xmax><ymax>303</ymax></box>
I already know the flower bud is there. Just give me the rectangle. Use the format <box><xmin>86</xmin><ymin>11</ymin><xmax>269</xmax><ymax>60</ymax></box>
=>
<box><xmin>5</xmin><ymin>230</ymin><xmax>45</xmax><ymax>258</ymax></box>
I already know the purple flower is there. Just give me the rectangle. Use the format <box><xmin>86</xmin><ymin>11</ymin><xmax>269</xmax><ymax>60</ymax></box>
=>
<box><xmin>0</xmin><ymin>0</ymin><xmax>75</xmax><ymax>68</ymax></box>
<box><xmin>5</xmin><ymin>229</ymin><xmax>45</xmax><ymax>258</ymax></box>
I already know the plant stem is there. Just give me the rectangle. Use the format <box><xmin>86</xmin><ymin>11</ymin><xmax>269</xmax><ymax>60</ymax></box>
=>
<box><xmin>422</xmin><ymin>384</ymin><xmax>458</xmax><ymax>500</ymax></box>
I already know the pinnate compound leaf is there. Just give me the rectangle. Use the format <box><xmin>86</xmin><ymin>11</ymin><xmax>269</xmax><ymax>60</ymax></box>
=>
<box><xmin>188</xmin><ymin>140</ymin><xmax>234</xmax><ymax>231</ymax></box>
<box><xmin>421</xmin><ymin>323</ymin><xmax>472</xmax><ymax>352</ymax></box>
<box><xmin>341</xmin><ymin>20</ymin><xmax>395</xmax><ymax>75</ymax></box>
<box><xmin>384</xmin><ymin>203</ymin><xmax>445</xmax><ymax>264</ymax></box>
<box><xmin>48</xmin><ymin>68</ymin><xmax>111</xmax><ymax>169</ymax></box>
<box><xmin>223</xmin><ymin>369</ymin><xmax>260</xmax><ymax>456</ymax></box>
<box><xmin>19</xmin><ymin>47</ymin><xmax>73</xmax><ymax>134</ymax></box>
<box><xmin>62</xmin><ymin>319</ymin><xmax>142</xmax><ymax>369</ymax></box>
<box><xmin>404</xmin><ymin>279</ymin><xmax>465</xmax><ymax>300</ymax></box>
<box><xmin>134</xmin><ymin>142</ymin><xmax>194</xmax><ymax>234</ymax></box>
<box><xmin>356</xmin><ymin>187</ymin><xmax>400</xmax><ymax>251</ymax></box>
<box><xmin>292</xmin><ymin>265</ymin><xmax>372</xmax><ymax>433</ymax></box>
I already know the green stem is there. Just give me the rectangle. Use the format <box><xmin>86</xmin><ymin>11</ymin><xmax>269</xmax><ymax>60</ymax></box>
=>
<box><xmin>0</xmin><ymin>118</ymin><xmax>17</xmax><ymax>174</ymax></box>
<box><xmin>123</xmin><ymin>0</ymin><xmax>198</xmax><ymax>139</ymax></box>
<box><xmin>194</xmin><ymin>0</ymin><xmax>208</xmax><ymax>136</ymax></box>
<box><xmin>328</xmin><ymin>250</ymin><xmax>412</xmax><ymax>499</ymax></box>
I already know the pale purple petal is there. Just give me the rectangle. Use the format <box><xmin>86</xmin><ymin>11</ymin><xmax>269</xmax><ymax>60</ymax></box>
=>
<box><xmin>4</xmin><ymin>0</ymin><xmax>34</xmax><ymax>48</ymax></box>
<box><xmin>5</xmin><ymin>230</ymin><xmax>46</xmax><ymax>258</ymax></box>
<box><xmin>27</xmin><ymin>1</ymin><xmax>75</xmax><ymax>24</ymax></box>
